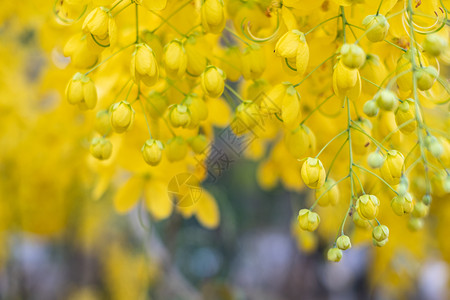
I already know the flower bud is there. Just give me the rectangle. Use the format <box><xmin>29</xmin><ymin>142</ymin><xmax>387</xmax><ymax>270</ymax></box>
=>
<box><xmin>220</xmin><ymin>46</ymin><xmax>242</xmax><ymax>82</ymax></box>
<box><xmin>315</xmin><ymin>178</ymin><xmax>339</xmax><ymax>207</ymax></box>
<box><xmin>375</xmin><ymin>89</ymin><xmax>397</xmax><ymax>111</ymax></box>
<box><xmin>298</xmin><ymin>209</ymin><xmax>320</xmax><ymax>231</ymax></box>
<box><xmin>201</xmin><ymin>0</ymin><xmax>226</xmax><ymax>34</ymax></box>
<box><xmin>131</xmin><ymin>44</ymin><xmax>159</xmax><ymax>86</ymax></box>
<box><xmin>422</xmin><ymin>194</ymin><xmax>432</xmax><ymax>206</ymax></box>
<box><xmin>336</xmin><ymin>235</ymin><xmax>352</xmax><ymax>250</ymax></box>
<box><xmin>201</xmin><ymin>66</ymin><xmax>225</xmax><ymax>98</ymax></box>
<box><xmin>367</xmin><ymin>151</ymin><xmax>385</xmax><ymax>169</ymax></box>
<box><xmin>333</xmin><ymin>60</ymin><xmax>358</xmax><ymax>96</ymax></box>
<box><xmin>242</xmin><ymin>45</ymin><xmax>265</xmax><ymax>80</ymax></box>
<box><xmin>188</xmin><ymin>135</ymin><xmax>209</xmax><ymax>154</ymax></box>
<box><xmin>164</xmin><ymin>40</ymin><xmax>187</xmax><ymax>78</ymax></box>
<box><xmin>185</xmin><ymin>94</ymin><xmax>208</xmax><ymax>128</ymax></box>
<box><xmin>397</xmin><ymin>176</ymin><xmax>408</xmax><ymax>195</ymax></box>
<box><xmin>363</xmin><ymin>100</ymin><xmax>379</xmax><ymax>117</ymax></box>
<box><xmin>408</xmin><ymin>217</ymin><xmax>424</xmax><ymax>231</ymax></box>
<box><xmin>82</xmin><ymin>7</ymin><xmax>109</xmax><ymax>38</ymax></box>
<box><xmin>165</xmin><ymin>136</ymin><xmax>188</xmax><ymax>162</ymax></box>
<box><xmin>416</xmin><ymin>66</ymin><xmax>438</xmax><ymax>91</ymax></box>
<box><xmin>422</xmin><ymin>34</ymin><xmax>448</xmax><ymax>57</ymax></box>
<box><xmin>380</xmin><ymin>150</ymin><xmax>404</xmax><ymax>185</ymax></box>
<box><xmin>145</xmin><ymin>91</ymin><xmax>168</xmax><ymax>118</ymax></box>
<box><xmin>362</xmin><ymin>14</ymin><xmax>389</xmax><ymax>43</ymax></box>
<box><xmin>341</xmin><ymin>43</ymin><xmax>366</xmax><ymax>69</ymax></box>
<box><xmin>372</xmin><ymin>224</ymin><xmax>389</xmax><ymax>246</ymax></box>
<box><xmin>141</xmin><ymin>139</ymin><xmax>163</xmax><ymax>166</ymax></box>
<box><xmin>353</xmin><ymin>211</ymin><xmax>370</xmax><ymax>228</ymax></box>
<box><xmin>90</xmin><ymin>137</ymin><xmax>112</xmax><ymax>160</ymax></box>
<box><xmin>395</xmin><ymin>99</ymin><xmax>416</xmax><ymax>135</ymax></box>
<box><xmin>281</xmin><ymin>84</ymin><xmax>302</xmax><ymax>129</ymax></box>
<box><xmin>185</xmin><ymin>36</ymin><xmax>208</xmax><ymax>77</ymax></box>
<box><xmin>169</xmin><ymin>104</ymin><xmax>191</xmax><ymax>128</ymax></box>
<box><xmin>284</xmin><ymin>125</ymin><xmax>315</xmax><ymax>158</ymax></box>
<box><xmin>110</xmin><ymin>101</ymin><xmax>135</xmax><ymax>133</ymax></box>
<box><xmin>94</xmin><ymin>110</ymin><xmax>111</xmax><ymax>136</ymax></box>
<box><xmin>391</xmin><ymin>193</ymin><xmax>414</xmax><ymax>216</ymax></box>
<box><xmin>275</xmin><ymin>30</ymin><xmax>305</xmax><ymax>59</ymax></box>
<box><xmin>356</xmin><ymin>194</ymin><xmax>380</xmax><ymax>220</ymax></box>
<box><xmin>412</xmin><ymin>201</ymin><xmax>429</xmax><ymax>218</ymax></box>
<box><xmin>327</xmin><ymin>247</ymin><xmax>343</xmax><ymax>262</ymax></box>
<box><xmin>425</xmin><ymin>135</ymin><xmax>443</xmax><ymax>158</ymax></box>
<box><xmin>65</xmin><ymin>72</ymin><xmax>97</xmax><ymax>110</ymax></box>
<box><xmin>301</xmin><ymin>158</ymin><xmax>326</xmax><ymax>189</ymax></box>
<box><xmin>232</xmin><ymin>101</ymin><xmax>259</xmax><ymax>135</ymax></box>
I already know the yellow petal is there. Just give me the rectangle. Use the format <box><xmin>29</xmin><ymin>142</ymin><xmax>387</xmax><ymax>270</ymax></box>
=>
<box><xmin>144</xmin><ymin>180</ymin><xmax>173</xmax><ymax>221</ymax></box>
<box><xmin>195</xmin><ymin>191</ymin><xmax>220</xmax><ymax>229</ymax></box>
<box><xmin>113</xmin><ymin>176</ymin><xmax>144</xmax><ymax>213</ymax></box>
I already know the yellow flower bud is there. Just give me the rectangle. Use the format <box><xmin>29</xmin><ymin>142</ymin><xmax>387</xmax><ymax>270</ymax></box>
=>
<box><xmin>395</xmin><ymin>98</ymin><xmax>417</xmax><ymax>135</ymax></box>
<box><xmin>164</xmin><ymin>40</ymin><xmax>187</xmax><ymax>78</ymax></box>
<box><xmin>327</xmin><ymin>247</ymin><xmax>343</xmax><ymax>262</ymax></box>
<box><xmin>82</xmin><ymin>7</ymin><xmax>109</xmax><ymax>38</ymax></box>
<box><xmin>416</xmin><ymin>66</ymin><xmax>438</xmax><ymax>91</ymax></box>
<box><xmin>408</xmin><ymin>217</ymin><xmax>424</xmax><ymax>231</ymax></box>
<box><xmin>232</xmin><ymin>101</ymin><xmax>259</xmax><ymax>135</ymax></box>
<box><xmin>275</xmin><ymin>30</ymin><xmax>305</xmax><ymax>59</ymax></box>
<box><xmin>64</xmin><ymin>33</ymin><xmax>100</xmax><ymax>69</ymax></box>
<box><xmin>352</xmin><ymin>211</ymin><xmax>370</xmax><ymax>228</ymax></box>
<box><xmin>367</xmin><ymin>151</ymin><xmax>385</xmax><ymax>168</ymax></box>
<box><xmin>110</xmin><ymin>101</ymin><xmax>135</xmax><ymax>133</ymax></box>
<box><xmin>165</xmin><ymin>136</ymin><xmax>188</xmax><ymax>162</ymax></box>
<box><xmin>340</xmin><ymin>43</ymin><xmax>366</xmax><ymax>69</ymax></box>
<box><xmin>201</xmin><ymin>66</ymin><xmax>225</xmax><ymax>98</ymax></box>
<box><xmin>145</xmin><ymin>91</ymin><xmax>168</xmax><ymax>119</ymax></box>
<box><xmin>422</xmin><ymin>34</ymin><xmax>448</xmax><ymax>57</ymax></box>
<box><xmin>332</xmin><ymin>60</ymin><xmax>358</xmax><ymax>96</ymax></box>
<box><xmin>94</xmin><ymin>110</ymin><xmax>111</xmax><ymax>136</ymax></box>
<box><xmin>284</xmin><ymin>125</ymin><xmax>315</xmax><ymax>158</ymax></box>
<box><xmin>242</xmin><ymin>45</ymin><xmax>265</xmax><ymax>80</ymax></box>
<box><xmin>141</xmin><ymin>139</ymin><xmax>163</xmax><ymax>166</ymax></box>
<box><xmin>201</xmin><ymin>0</ymin><xmax>226</xmax><ymax>34</ymax></box>
<box><xmin>169</xmin><ymin>104</ymin><xmax>191</xmax><ymax>128</ymax></box>
<box><xmin>352</xmin><ymin>119</ymin><xmax>372</xmax><ymax>155</ymax></box>
<box><xmin>315</xmin><ymin>179</ymin><xmax>339</xmax><ymax>207</ymax></box>
<box><xmin>363</xmin><ymin>100</ymin><xmax>379</xmax><ymax>117</ymax></box>
<box><xmin>301</xmin><ymin>157</ymin><xmax>326</xmax><ymax>189</ymax></box>
<box><xmin>281</xmin><ymin>84</ymin><xmax>302</xmax><ymax>129</ymax></box>
<box><xmin>65</xmin><ymin>72</ymin><xmax>98</xmax><ymax>110</ymax></box>
<box><xmin>412</xmin><ymin>201</ymin><xmax>429</xmax><ymax>218</ymax></box>
<box><xmin>336</xmin><ymin>235</ymin><xmax>351</xmax><ymax>250</ymax></box>
<box><xmin>185</xmin><ymin>36</ymin><xmax>208</xmax><ymax>77</ymax></box>
<box><xmin>90</xmin><ymin>137</ymin><xmax>112</xmax><ymax>160</ymax></box>
<box><xmin>391</xmin><ymin>193</ymin><xmax>414</xmax><ymax>216</ymax></box>
<box><xmin>374</xmin><ymin>89</ymin><xmax>397</xmax><ymax>111</ymax></box>
<box><xmin>130</xmin><ymin>44</ymin><xmax>159</xmax><ymax>86</ymax></box>
<box><xmin>220</xmin><ymin>46</ymin><xmax>242</xmax><ymax>82</ymax></box>
<box><xmin>372</xmin><ymin>224</ymin><xmax>389</xmax><ymax>246</ymax></box>
<box><xmin>380</xmin><ymin>150</ymin><xmax>404</xmax><ymax>185</ymax></box>
<box><xmin>185</xmin><ymin>94</ymin><xmax>208</xmax><ymax>128</ymax></box>
<box><xmin>356</xmin><ymin>194</ymin><xmax>380</xmax><ymax>220</ymax></box>
<box><xmin>298</xmin><ymin>209</ymin><xmax>320</xmax><ymax>231</ymax></box>
<box><xmin>426</xmin><ymin>136</ymin><xmax>444</xmax><ymax>158</ymax></box>
<box><xmin>188</xmin><ymin>135</ymin><xmax>209</xmax><ymax>154</ymax></box>
<box><xmin>362</xmin><ymin>14</ymin><xmax>389</xmax><ymax>43</ymax></box>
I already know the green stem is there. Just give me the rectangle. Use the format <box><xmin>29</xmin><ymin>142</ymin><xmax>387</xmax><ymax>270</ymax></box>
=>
<box><xmin>85</xmin><ymin>43</ymin><xmax>135</xmax><ymax>75</ymax></box>
<box><xmin>353</xmin><ymin>163</ymin><xmax>399</xmax><ymax>195</ymax></box>
<box><xmin>225</xmin><ymin>83</ymin><xmax>245</xmax><ymax>101</ymax></box>
<box><xmin>300</xmin><ymin>94</ymin><xmax>334</xmax><ymax>125</ymax></box>
<box><xmin>309</xmin><ymin>175</ymin><xmax>349</xmax><ymax>210</ymax></box>
<box><xmin>293</xmin><ymin>54</ymin><xmax>337</xmax><ymax>87</ymax></box>
<box><xmin>224</xmin><ymin>26</ymin><xmax>251</xmax><ymax>46</ymax></box>
<box><xmin>326</xmin><ymin>139</ymin><xmax>348</xmax><ymax>179</ymax></box>
<box><xmin>350</xmin><ymin>122</ymin><xmax>389</xmax><ymax>152</ymax></box>
<box><xmin>384</xmin><ymin>39</ymin><xmax>407</xmax><ymax>52</ymax></box>
<box><xmin>305</xmin><ymin>15</ymin><xmax>341</xmax><ymax>36</ymax></box>
<box><xmin>112</xmin><ymin>2</ymin><xmax>132</xmax><ymax>17</ymax></box>
<box><xmin>151</xmin><ymin>0</ymin><xmax>192</xmax><ymax>33</ymax></box>
<box><xmin>315</xmin><ymin>130</ymin><xmax>347</xmax><ymax>158</ymax></box>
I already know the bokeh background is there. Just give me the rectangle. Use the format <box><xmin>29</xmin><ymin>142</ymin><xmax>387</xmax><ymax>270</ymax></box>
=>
<box><xmin>1</xmin><ymin>1</ymin><xmax>450</xmax><ymax>300</ymax></box>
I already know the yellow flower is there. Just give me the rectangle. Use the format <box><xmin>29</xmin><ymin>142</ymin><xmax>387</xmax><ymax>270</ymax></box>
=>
<box><xmin>130</xmin><ymin>44</ymin><xmax>159</xmax><ymax>86</ymax></box>
<box><xmin>352</xmin><ymin>211</ymin><xmax>370</xmax><ymax>228</ymax></box>
<box><xmin>201</xmin><ymin>66</ymin><xmax>225</xmax><ymax>98</ymax></box>
<box><xmin>275</xmin><ymin>30</ymin><xmax>306</xmax><ymax>59</ymax></box>
<box><xmin>284</xmin><ymin>124</ymin><xmax>315</xmax><ymax>158</ymax></box>
<box><xmin>110</xmin><ymin>101</ymin><xmax>135</xmax><ymax>133</ymax></box>
<box><xmin>332</xmin><ymin>60</ymin><xmax>358</xmax><ymax>96</ymax></box>
<box><xmin>82</xmin><ymin>7</ymin><xmax>109</xmax><ymax>38</ymax></box>
<box><xmin>327</xmin><ymin>247</ymin><xmax>343</xmax><ymax>262</ymax></box>
<box><xmin>380</xmin><ymin>150</ymin><xmax>404</xmax><ymax>185</ymax></box>
<box><xmin>185</xmin><ymin>95</ymin><xmax>208</xmax><ymax>128</ymax></box>
<box><xmin>141</xmin><ymin>139</ymin><xmax>163</xmax><ymax>166</ymax></box>
<box><xmin>391</xmin><ymin>193</ymin><xmax>414</xmax><ymax>216</ymax></box>
<box><xmin>315</xmin><ymin>179</ymin><xmax>339</xmax><ymax>206</ymax></box>
<box><xmin>340</xmin><ymin>43</ymin><xmax>365</xmax><ymax>69</ymax></box>
<box><xmin>416</xmin><ymin>66</ymin><xmax>438</xmax><ymax>91</ymax></box>
<box><xmin>201</xmin><ymin>0</ymin><xmax>226</xmax><ymax>34</ymax></box>
<box><xmin>145</xmin><ymin>91</ymin><xmax>168</xmax><ymax>119</ymax></box>
<box><xmin>336</xmin><ymin>235</ymin><xmax>351</xmax><ymax>250</ymax></box>
<box><xmin>94</xmin><ymin>110</ymin><xmax>111</xmax><ymax>136</ymax></box>
<box><xmin>281</xmin><ymin>84</ymin><xmax>302</xmax><ymax>129</ymax></box>
<box><xmin>232</xmin><ymin>101</ymin><xmax>259</xmax><ymax>135</ymax></box>
<box><xmin>164</xmin><ymin>40</ymin><xmax>187</xmax><ymax>78</ymax></box>
<box><xmin>356</xmin><ymin>194</ymin><xmax>380</xmax><ymax>220</ymax></box>
<box><xmin>394</xmin><ymin>98</ymin><xmax>417</xmax><ymax>135</ymax></box>
<box><xmin>90</xmin><ymin>137</ymin><xmax>112</xmax><ymax>160</ymax></box>
<box><xmin>372</xmin><ymin>224</ymin><xmax>389</xmax><ymax>247</ymax></box>
<box><xmin>362</xmin><ymin>14</ymin><xmax>389</xmax><ymax>43</ymax></box>
<box><xmin>185</xmin><ymin>36</ymin><xmax>208</xmax><ymax>77</ymax></box>
<box><xmin>301</xmin><ymin>157</ymin><xmax>326</xmax><ymax>189</ymax></box>
<box><xmin>65</xmin><ymin>72</ymin><xmax>97</xmax><ymax>110</ymax></box>
<box><xmin>241</xmin><ymin>45</ymin><xmax>265</xmax><ymax>80</ymax></box>
<box><xmin>297</xmin><ymin>209</ymin><xmax>320</xmax><ymax>231</ymax></box>
<box><xmin>422</xmin><ymin>34</ymin><xmax>448</xmax><ymax>57</ymax></box>
<box><xmin>169</xmin><ymin>104</ymin><xmax>191</xmax><ymax>128</ymax></box>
